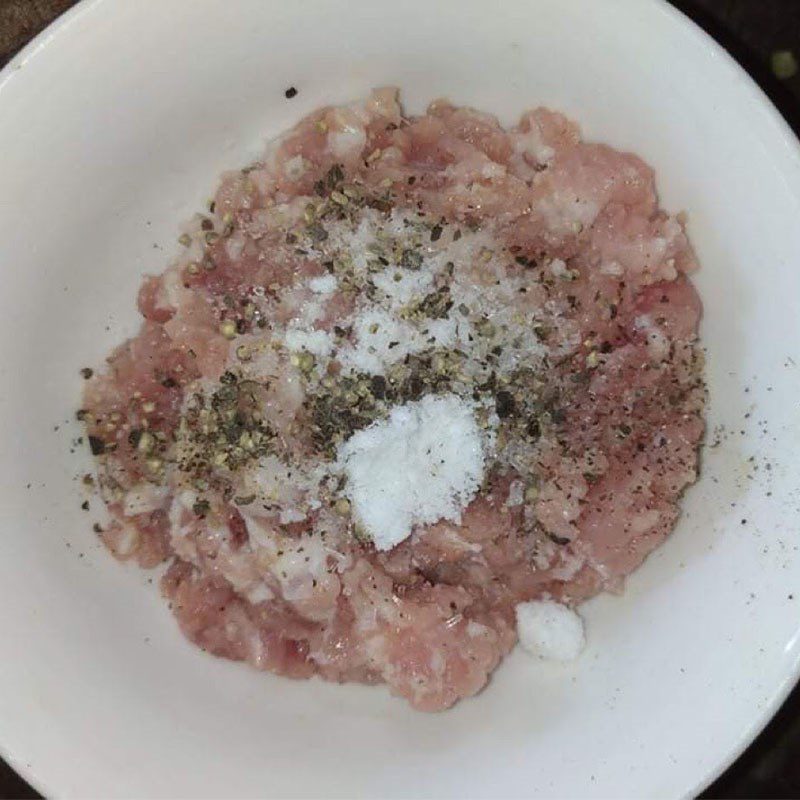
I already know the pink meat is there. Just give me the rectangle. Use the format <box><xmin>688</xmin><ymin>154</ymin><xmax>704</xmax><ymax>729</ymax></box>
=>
<box><xmin>83</xmin><ymin>90</ymin><xmax>705</xmax><ymax>710</ymax></box>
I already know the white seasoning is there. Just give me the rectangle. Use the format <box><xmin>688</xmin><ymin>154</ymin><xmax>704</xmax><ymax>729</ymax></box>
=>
<box><xmin>515</xmin><ymin>600</ymin><xmax>585</xmax><ymax>661</ymax></box>
<box><xmin>337</xmin><ymin>394</ymin><xmax>485</xmax><ymax>550</ymax></box>
<box><xmin>339</xmin><ymin>308</ymin><xmax>414</xmax><ymax>375</ymax></box>
<box><xmin>308</xmin><ymin>274</ymin><xmax>338</xmax><ymax>294</ymax></box>
<box><xmin>284</xmin><ymin>328</ymin><xmax>334</xmax><ymax>358</ymax></box>
<box><xmin>372</xmin><ymin>265</ymin><xmax>433</xmax><ymax>305</ymax></box>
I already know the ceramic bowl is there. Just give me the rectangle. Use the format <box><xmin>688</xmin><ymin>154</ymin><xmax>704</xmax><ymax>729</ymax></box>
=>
<box><xmin>1</xmin><ymin>1</ymin><xmax>799</xmax><ymax>796</ymax></box>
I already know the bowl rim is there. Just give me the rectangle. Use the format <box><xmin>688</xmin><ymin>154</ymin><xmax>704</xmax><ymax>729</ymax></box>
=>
<box><xmin>649</xmin><ymin>1</ymin><xmax>800</xmax><ymax>793</ymax></box>
<box><xmin>1</xmin><ymin>0</ymin><xmax>799</xmax><ymax>796</ymax></box>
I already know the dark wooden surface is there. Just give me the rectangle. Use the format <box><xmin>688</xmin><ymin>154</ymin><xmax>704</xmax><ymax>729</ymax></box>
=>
<box><xmin>1</xmin><ymin>1</ymin><xmax>798</xmax><ymax>797</ymax></box>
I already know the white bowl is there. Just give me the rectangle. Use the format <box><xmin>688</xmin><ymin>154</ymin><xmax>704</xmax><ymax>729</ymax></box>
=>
<box><xmin>1</xmin><ymin>0</ymin><xmax>799</xmax><ymax>796</ymax></box>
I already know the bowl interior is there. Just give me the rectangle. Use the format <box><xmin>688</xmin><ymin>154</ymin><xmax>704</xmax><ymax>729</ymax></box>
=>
<box><xmin>1</xmin><ymin>0</ymin><xmax>799</xmax><ymax>797</ymax></box>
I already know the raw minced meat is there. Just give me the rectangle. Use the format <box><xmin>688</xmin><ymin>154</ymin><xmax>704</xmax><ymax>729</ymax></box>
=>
<box><xmin>81</xmin><ymin>88</ymin><xmax>705</xmax><ymax>711</ymax></box>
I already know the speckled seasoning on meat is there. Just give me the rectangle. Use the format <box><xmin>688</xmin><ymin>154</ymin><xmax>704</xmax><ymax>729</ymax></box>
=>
<box><xmin>80</xmin><ymin>89</ymin><xmax>705</xmax><ymax>710</ymax></box>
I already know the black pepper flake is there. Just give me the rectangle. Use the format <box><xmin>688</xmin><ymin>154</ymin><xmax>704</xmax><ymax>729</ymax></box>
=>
<box><xmin>161</xmin><ymin>376</ymin><xmax>178</xmax><ymax>389</ymax></box>
<box><xmin>80</xmin><ymin>500</ymin><xmax>89</xmax><ymax>511</ymax></box>
<box><xmin>495</xmin><ymin>391</ymin><xmax>515</xmax><ymax>418</ymax></box>
<box><xmin>92</xmin><ymin>523</ymin><xmax>103</xmax><ymax>534</ymax></box>
<box><xmin>369</xmin><ymin>198</ymin><xmax>393</xmax><ymax>213</ymax></box>
<box><xmin>533</xmin><ymin>325</ymin><xmax>550</xmax><ymax>343</ymax></box>
<box><xmin>307</xmin><ymin>222</ymin><xmax>329</xmax><ymax>242</ymax></box>
<box><xmin>88</xmin><ymin>436</ymin><xmax>106</xmax><ymax>456</ymax></box>
<box><xmin>406</xmin><ymin>374</ymin><xmax>424</xmax><ymax>400</ymax></box>
<box><xmin>370</xmin><ymin>375</ymin><xmax>387</xmax><ymax>399</ymax></box>
<box><xmin>284</xmin><ymin>86</ymin><xmax>298</xmax><ymax>99</ymax></box>
<box><xmin>326</xmin><ymin>163</ymin><xmax>344</xmax><ymax>188</ymax></box>
<box><xmin>400</xmin><ymin>249</ymin><xmax>423</xmax><ymax>269</ymax></box>
<box><xmin>193</xmin><ymin>499</ymin><xmax>210</xmax><ymax>517</ymax></box>
<box><xmin>80</xmin><ymin>367</ymin><xmax>94</xmax><ymax>380</ymax></box>
<box><xmin>414</xmin><ymin>286</ymin><xmax>452</xmax><ymax>319</ymax></box>
<box><xmin>478</xmin><ymin>372</ymin><xmax>497</xmax><ymax>393</ymax></box>
<box><xmin>430</xmin><ymin>224</ymin><xmax>443</xmax><ymax>242</ymax></box>
<box><xmin>571</xmin><ymin>371</ymin><xmax>591</xmax><ymax>385</ymax></box>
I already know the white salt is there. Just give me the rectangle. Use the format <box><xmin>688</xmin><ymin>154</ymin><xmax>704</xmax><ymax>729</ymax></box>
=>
<box><xmin>515</xmin><ymin>600</ymin><xmax>585</xmax><ymax>661</ymax></box>
<box><xmin>337</xmin><ymin>394</ymin><xmax>485</xmax><ymax>550</ymax></box>
<box><xmin>308</xmin><ymin>274</ymin><xmax>338</xmax><ymax>294</ymax></box>
<box><xmin>372</xmin><ymin>266</ymin><xmax>434</xmax><ymax>306</ymax></box>
<box><xmin>284</xmin><ymin>328</ymin><xmax>334</xmax><ymax>358</ymax></box>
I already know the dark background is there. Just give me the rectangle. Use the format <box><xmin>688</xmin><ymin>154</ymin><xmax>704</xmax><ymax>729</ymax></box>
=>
<box><xmin>1</xmin><ymin>1</ymin><xmax>798</xmax><ymax>797</ymax></box>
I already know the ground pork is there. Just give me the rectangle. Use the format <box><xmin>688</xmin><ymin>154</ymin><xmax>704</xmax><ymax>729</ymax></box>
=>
<box><xmin>81</xmin><ymin>89</ymin><xmax>704</xmax><ymax>710</ymax></box>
